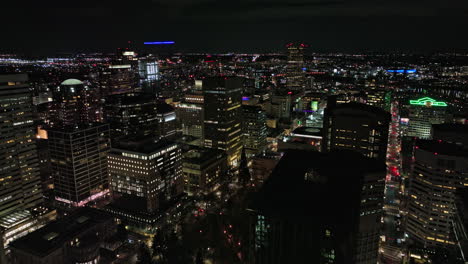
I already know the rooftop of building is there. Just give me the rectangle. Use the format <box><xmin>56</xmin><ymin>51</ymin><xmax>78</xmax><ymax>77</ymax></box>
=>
<box><xmin>330</xmin><ymin>102</ymin><xmax>390</xmax><ymax>119</ymax></box>
<box><xmin>60</xmin><ymin>78</ymin><xmax>83</xmax><ymax>86</ymax></box>
<box><xmin>183</xmin><ymin>147</ymin><xmax>226</xmax><ymax>165</ymax></box>
<box><xmin>291</xmin><ymin>126</ymin><xmax>322</xmax><ymax>137</ymax></box>
<box><xmin>432</xmin><ymin>123</ymin><xmax>468</xmax><ymax>134</ymax></box>
<box><xmin>156</xmin><ymin>102</ymin><xmax>175</xmax><ymax>114</ymax></box>
<box><xmin>46</xmin><ymin>122</ymin><xmax>109</xmax><ymax>133</ymax></box>
<box><xmin>111</xmin><ymin>137</ymin><xmax>176</xmax><ymax>155</ymax></box>
<box><xmin>106</xmin><ymin>92</ymin><xmax>156</xmax><ymax>105</ymax></box>
<box><xmin>416</xmin><ymin>139</ymin><xmax>468</xmax><ymax>157</ymax></box>
<box><xmin>9</xmin><ymin>208</ymin><xmax>112</xmax><ymax>258</ymax></box>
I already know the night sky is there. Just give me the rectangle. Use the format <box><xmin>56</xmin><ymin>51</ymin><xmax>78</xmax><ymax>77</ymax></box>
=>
<box><xmin>2</xmin><ymin>0</ymin><xmax>468</xmax><ymax>55</ymax></box>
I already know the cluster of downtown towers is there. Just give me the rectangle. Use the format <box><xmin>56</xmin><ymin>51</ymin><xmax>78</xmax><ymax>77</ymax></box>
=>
<box><xmin>0</xmin><ymin>45</ymin><xmax>467</xmax><ymax>264</ymax></box>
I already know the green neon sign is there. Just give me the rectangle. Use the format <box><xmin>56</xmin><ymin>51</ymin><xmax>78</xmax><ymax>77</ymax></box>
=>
<box><xmin>409</xmin><ymin>97</ymin><xmax>447</xmax><ymax>107</ymax></box>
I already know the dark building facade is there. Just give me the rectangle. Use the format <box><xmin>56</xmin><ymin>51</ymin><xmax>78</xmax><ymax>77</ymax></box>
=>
<box><xmin>9</xmin><ymin>208</ymin><xmax>116</xmax><ymax>264</ymax></box>
<box><xmin>48</xmin><ymin>123</ymin><xmax>111</xmax><ymax>207</ymax></box>
<box><xmin>104</xmin><ymin>93</ymin><xmax>159</xmax><ymax>141</ymax></box>
<box><xmin>323</xmin><ymin>102</ymin><xmax>390</xmax><ymax>163</ymax></box>
<box><xmin>248</xmin><ymin>150</ymin><xmax>385</xmax><ymax>264</ymax></box>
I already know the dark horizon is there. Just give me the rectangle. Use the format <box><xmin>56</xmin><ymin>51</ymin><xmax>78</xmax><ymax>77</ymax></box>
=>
<box><xmin>1</xmin><ymin>0</ymin><xmax>468</xmax><ymax>56</ymax></box>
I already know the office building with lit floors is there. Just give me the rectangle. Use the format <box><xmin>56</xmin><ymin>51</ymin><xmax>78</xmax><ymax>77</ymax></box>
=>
<box><xmin>247</xmin><ymin>150</ymin><xmax>385</xmax><ymax>264</ymax></box>
<box><xmin>106</xmin><ymin>138</ymin><xmax>183</xmax><ymax>228</ymax></box>
<box><xmin>0</xmin><ymin>74</ymin><xmax>56</xmax><ymax>262</ymax></box>
<box><xmin>175</xmin><ymin>93</ymin><xmax>204</xmax><ymax>142</ymax></box>
<box><xmin>285</xmin><ymin>42</ymin><xmax>306</xmax><ymax>91</ymax></box>
<box><xmin>182</xmin><ymin>148</ymin><xmax>227</xmax><ymax>196</ymax></box>
<box><xmin>48</xmin><ymin>123</ymin><xmax>111</xmax><ymax>207</ymax></box>
<box><xmin>242</xmin><ymin>105</ymin><xmax>267</xmax><ymax>157</ymax></box>
<box><xmin>155</xmin><ymin>103</ymin><xmax>177</xmax><ymax>140</ymax></box>
<box><xmin>48</xmin><ymin>79</ymin><xmax>102</xmax><ymax>127</ymax></box>
<box><xmin>405</xmin><ymin>140</ymin><xmax>468</xmax><ymax>251</ymax></box>
<box><xmin>407</xmin><ymin>97</ymin><xmax>448</xmax><ymax>139</ymax></box>
<box><xmin>322</xmin><ymin>102</ymin><xmax>390</xmax><ymax>163</ymax></box>
<box><xmin>203</xmin><ymin>77</ymin><xmax>243</xmax><ymax>167</ymax></box>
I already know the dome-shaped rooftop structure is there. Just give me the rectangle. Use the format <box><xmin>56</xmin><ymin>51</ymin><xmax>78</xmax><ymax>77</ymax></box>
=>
<box><xmin>61</xmin><ymin>79</ymin><xmax>83</xmax><ymax>86</ymax></box>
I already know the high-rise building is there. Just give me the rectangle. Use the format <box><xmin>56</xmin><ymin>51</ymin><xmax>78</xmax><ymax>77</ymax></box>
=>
<box><xmin>155</xmin><ymin>103</ymin><xmax>177</xmax><ymax>140</ymax></box>
<box><xmin>405</xmin><ymin>140</ymin><xmax>468</xmax><ymax>249</ymax></box>
<box><xmin>0</xmin><ymin>74</ymin><xmax>42</xmax><ymax>219</ymax></box>
<box><xmin>104</xmin><ymin>93</ymin><xmax>159</xmax><ymax>142</ymax></box>
<box><xmin>365</xmin><ymin>89</ymin><xmax>391</xmax><ymax>112</ymax></box>
<box><xmin>175</xmin><ymin>93</ymin><xmax>204</xmax><ymax>141</ymax></box>
<box><xmin>248</xmin><ymin>150</ymin><xmax>385</xmax><ymax>264</ymax></box>
<box><xmin>267</xmin><ymin>92</ymin><xmax>292</xmax><ymax>120</ymax></box>
<box><xmin>106</xmin><ymin>139</ymin><xmax>183</xmax><ymax>227</ymax></box>
<box><xmin>48</xmin><ymin>79</ymin><xmax>99</xmax><ymax>128</ymax></box>
<box><xmin>407</xmin><ymin>97</ymin><xmax>448</xmax><ymax>139</ymax></box>
<box><xmin>0</xmin><ymin>74</ymin><xmax>55</xmax><ymax>260</ymax></box>
<box><xmin>182</xmin><ymin>148</ymin><xmax>227</xmax><ymax>196</ymax></box>
<box><xmin>242</xmin><ymin>105</ymin><xmax>267</xmax><ymax>157</ymax></box>
<box><xmin>48</xmin><ymin>123</ymin><xmax>111</xmax><ymax>207</ymax></box>
<box><xmin>138</xmin><ymin>58</ymin><xmax>159</xmax><ymax>94</ymax></box>
<box><xmin>203</xmin><ymin>77</ymin><xmax>243</xmax><ymax>167</ymax></box>
<box><xmin>323</xmin><ymin>102</ymin><xmax>390</xmax><ymax>163</ymax></box>
<box><xmin>98</xmin><ymin>62</ymin><xmax>136</xmax><ymax>96</ymax></box>
<box><xmin>285</xmin><ymin>43</ymin><xmax>306</xmax><ymax>91</ymax></box>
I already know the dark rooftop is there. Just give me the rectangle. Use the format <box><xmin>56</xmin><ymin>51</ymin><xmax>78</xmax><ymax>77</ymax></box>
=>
<box><xmin>331</xmin><ymin>102</ymin><xmax>390</xmax><ymax>118</ymax></box>
<box><xmin>112</xmin><ymin>138</ymin><xmax>176</xmax><ymax>155</ymax></box>
<box><xmin>183</xmin><ymin>148</ymin><xmax>226</xmax><ymax>165</ymax></box>
<box><xmin>156</xmin><ymin>102</ymin><xmax>175</xmax><ymax>114</ymax></box>
<box><xmin>416</xmin><ymin>139</ymin><xmax>468</xmax><ymax>157</ymax></box>
<box><xmin>251</xmin><ymin>150</ymin><xmax>385</xmax><ymax>220</ymax></box>
<box><xmin>432</xmin><ymin>123</ymin><xmax>468</xmax><ymax>133</ymax></box>
<box><xmin>9</xmin><ymin>208</ymin><xmax>112</xmax><ymax>258</ymax></box>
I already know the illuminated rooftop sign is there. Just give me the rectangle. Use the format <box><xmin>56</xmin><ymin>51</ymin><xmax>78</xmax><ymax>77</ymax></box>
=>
<box><xmin>144</xmin><ymin>41</ymin><xmax>175</xmax><ymax>45</ymax></box>
<box><xmin>409</xmin><ymin>97</ymin><xmax>447</xmax><ymax>107</ymax></box>
<box><xmin>386</xmin><ymin>69</ymin><xmax>416</xmax><ymax>74</ymax></box>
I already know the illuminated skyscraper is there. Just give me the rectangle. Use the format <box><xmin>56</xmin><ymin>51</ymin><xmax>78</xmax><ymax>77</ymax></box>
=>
<box><xmin>406</xmin><ymin>140</ymin><xmax>468</xmax><ymax>250</ymax></box>
<box><xmin>49</xmin><ymin>79</ymin><xmax>99</xmax><ymax>128</ymax></box>
<box><xmin>138</xmin><ymin>58</ymin><xmax>159</xmax><ymax>94</ymax></box>
<box><xmin>98</xmin><ymin>51</ymin><xmax>137</xmax><ymax>96</ymax></box>
<box><xmin>0</xmin><ymin>74</ymin><xmax>54</xmax><ymax>260</ymax></box>
<box><xmin>285</xmin><ymin>43</ymin><xmax>306</xmax><ymax>91</ymax></box>
<box><xmin>323</xmin><ymin>102</ymin><xmax>390</xmax><ymax>163</ymax></box>
<box><xmin>407</xmin><ymin>97</ymin><xmax>448</xmax><ymax>139</ymax></box>
<box><xmin>203</xmin><ymin>77</ymin><xmax>243</xmax><ymax>167</ymax></box>
<box><xmin>47</xmin><ymin>79</ymin><xmax>112</xmax><ymax>208</ymax></box>
<box><xmin>242</xmin><ymin>105</ymin><xmax>267</xmax><ymax>157</ymax></box>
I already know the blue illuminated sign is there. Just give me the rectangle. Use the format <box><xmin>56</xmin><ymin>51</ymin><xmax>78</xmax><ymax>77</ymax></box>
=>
<box><xmin>386</xmin><ymin>69</ymin><xmax>416</xmax><ymax>74</ymax></box>
<box><xmin>144</xmin><ymin>41</ymin><xmax>175</xmax><ymax>45</ymax></box>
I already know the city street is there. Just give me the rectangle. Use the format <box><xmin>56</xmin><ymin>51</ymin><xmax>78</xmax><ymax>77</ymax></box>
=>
<box><xmin>380</xmin><ymin>101</ymin><xmax>405</xmax><ymax>263</ymax></box>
